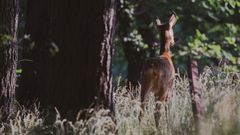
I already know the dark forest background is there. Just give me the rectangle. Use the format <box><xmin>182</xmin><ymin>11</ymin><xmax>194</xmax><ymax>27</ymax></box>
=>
<box><xmin>0</xmin><ymin>0</ymin><xmax>239</xmax><ymax>121</ymax></box>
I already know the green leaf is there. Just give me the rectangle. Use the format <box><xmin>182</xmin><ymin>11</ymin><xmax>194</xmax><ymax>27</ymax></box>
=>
<box><xmin>0</xmin><ymin>34</ymin><xmax>12</xmax><ymax>45</ymax></box>
<box><xmin>16</xmin><ymin>69</ymin><xmax>23</xmax><ymax>74</ymax></box>
<box><xmin>225</xmin><ymin>37</ymin><xmax>236</xmax><ymax>46</ymax></box>
<box><xmin>228</xmin><ymin>0</ymin><xmax>236</xmax><ymax>8</ymax></box>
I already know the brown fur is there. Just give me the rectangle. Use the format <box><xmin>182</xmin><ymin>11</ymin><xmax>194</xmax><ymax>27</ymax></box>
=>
<box><xmin>141</xmin><ymin>12</ymin><xmax>177</xmax><ymax>104</ymax></box>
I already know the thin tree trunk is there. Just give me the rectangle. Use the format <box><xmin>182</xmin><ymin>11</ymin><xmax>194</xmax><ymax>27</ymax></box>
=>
<box><xmin>187</xmin><ymin>56</ymin><xmax>202</xmax><ymax>133</ymax></box>
<box><xmin>123</xmin><ymin>42</ymin><xmax>144</xmax><ymax>87</ymax></box>
<box><xmin>0</xmin><ymin>0</ymin><xmax>19</xmax><ymax>120</ymax></box>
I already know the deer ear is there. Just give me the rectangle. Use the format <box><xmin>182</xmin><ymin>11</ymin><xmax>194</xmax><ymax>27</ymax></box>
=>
<box><xmin>155</xmin><ymin>17</ymin><xmax>162</xmax><ymax>31</ymax></box>
<box><xmin>168</xmin><ymin>12</ymin><xmax>177</xmax><ymax>27</ymax></box>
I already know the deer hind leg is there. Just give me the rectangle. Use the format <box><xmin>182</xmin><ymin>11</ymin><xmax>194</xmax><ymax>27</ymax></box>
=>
<box><xmin>141</xmin><ymin>69</ymin><xmax>155</xmax><ymax>103</ymax></box>
<box><xmin>141</xmin><ymin>79</ymin><xmax>153</xmax><ymax>113</ymax></box>
<box><xmin>154</xmin><ymin>94</ymin><xmax>170</xmax><ymax>129</ymax></box>
<box><xmin>154</xmin><ymin>101</ymin><xmax>161</xmax><ymax>127</ymax></box>
<box><xmin>140</xmin><ymin>81</ymin><xmax>153</xmax><ymax>121</ymax></box>
<box><xmin>162</xmin><ymin>89</ymin><xmax>172</xmax><ymax>134</ymax></box>
<box><xmin>154</xmin><ymin>87</ymin><xmax>170</xmax><ymax>128</ymax></box>
<box><xmin>154</xmin><ymin>87</ymin><xmax>164</xmax><ymax>127</ymax></box>
<box><xmin>140</xmin><ymin>70</ymin><xmax>154</xmax><ymax>121</ymax></box>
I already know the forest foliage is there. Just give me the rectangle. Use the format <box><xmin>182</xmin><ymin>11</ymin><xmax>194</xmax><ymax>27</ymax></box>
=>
<box><xmin>0</xmin><ymin>0</ymin><xmax>240</xmax><ymax>134</ymax></box>
<box><xmin>114</xmin><ymin>0</ymin><xmax>240</xmax><ymax>77</ymax></box>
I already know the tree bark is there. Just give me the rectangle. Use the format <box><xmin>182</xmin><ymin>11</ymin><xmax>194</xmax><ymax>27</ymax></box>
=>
<box><xmin>17</xmin><ymin>0</ymin><xmax>52</xmax><ymax>106</ymax></box>
<box><xmin>18</xmin><ymin>0</ymin><xmax>116</xmax><ymax>118</ymax></box>
<box><xmin>122</xmin><ymin>42</ymin><xmax>145</xmax><ymax>87</ymax></box>
<box><xmin>187</xmin><ymin>56</ymin><xmax>202</xmax><ymax>133</ymax></box>
<box><xmin>0</xmin><ymin>0</ymin><xmax>19</xmax><ymax>120</ymax></box>
<box><xmin>98</xmin><ymin>0</ymin><xmax>116</xmax><ymax>109</ymax></box>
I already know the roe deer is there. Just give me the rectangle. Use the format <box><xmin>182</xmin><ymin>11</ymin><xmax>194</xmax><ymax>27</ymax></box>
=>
<box><xmin>141</xmin><ymin>12</ymin><xmax>177</xmax><ymax>106</ymax></box>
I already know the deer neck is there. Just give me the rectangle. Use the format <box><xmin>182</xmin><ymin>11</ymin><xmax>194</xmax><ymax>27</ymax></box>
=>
<box><xmin>159</xmin><ymin>30</ymin><xmax>172</xmax><ymax>55</ymax></box>
<box><xmin>160</xmin><ymin>41</ymin><xmax>173</xmax><ymax>68</ymax></box>
<box><xmin>160</xmin><ymin>40</ymin><xmax>171</xmax><ymax>58</ymax></box>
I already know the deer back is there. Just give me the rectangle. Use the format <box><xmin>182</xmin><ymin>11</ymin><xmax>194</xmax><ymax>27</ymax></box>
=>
<box><xmin>141</xmin><ymin>12</ymin><xmax>177</xmax><ymax>103</ymax></box>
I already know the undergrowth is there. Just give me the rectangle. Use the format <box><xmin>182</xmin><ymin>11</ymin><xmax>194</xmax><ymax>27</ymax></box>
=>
<box><xmin>0</xmin><ymin>67</ymin><xmax>240</xmax><ymax>135</ymax></box>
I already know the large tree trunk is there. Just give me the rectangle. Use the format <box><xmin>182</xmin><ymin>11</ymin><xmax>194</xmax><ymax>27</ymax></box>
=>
<box><xmin>0</xmin><ymin>0</ymin><xmax>19</xmax><ymax>120</ymax></box>
<box><xmin>18</xmin><ymin>0</ymin><xmax>115</xmax><ymax>118</ymax></box>
<box><xmin>17</xmin><ymin>0</ymin><xmax>52</xmax><ymax>106</ymax></box>
<box><xmin>98</xmin><ymin>0</ymin><xmax>116</xmax><ymax>109</ymax></box>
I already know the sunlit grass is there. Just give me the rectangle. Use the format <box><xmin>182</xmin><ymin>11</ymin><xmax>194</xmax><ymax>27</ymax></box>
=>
<box><xmin>0</xmin><ymin>67</ymin><xmax>240</xmax><ymax>135</ymax></box>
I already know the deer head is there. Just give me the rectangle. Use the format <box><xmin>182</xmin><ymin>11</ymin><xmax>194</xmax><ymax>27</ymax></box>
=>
<box><xmin>155</xmin><ymin>12</ymin><xmax>177</xmax><ymax>54</ymax></box>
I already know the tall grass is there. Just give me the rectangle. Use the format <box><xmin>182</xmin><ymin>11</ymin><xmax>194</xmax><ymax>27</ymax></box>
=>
<box><xmin>0</xmin><ymin>67</ymin><xmax>239</xmax><ymax>135</ymax></box>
